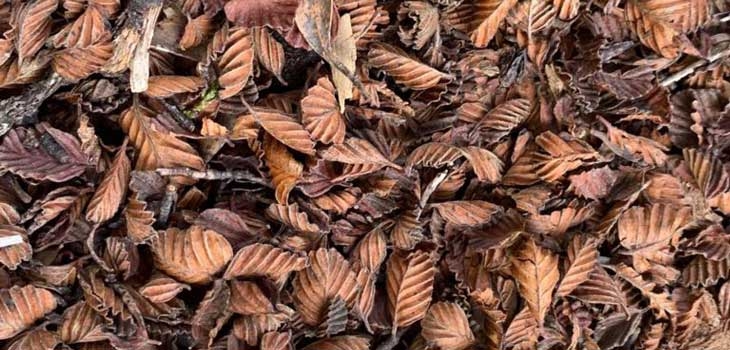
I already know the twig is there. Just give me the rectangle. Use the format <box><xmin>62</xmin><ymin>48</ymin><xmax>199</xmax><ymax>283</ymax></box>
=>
<box><xmin>130</xmin><ymin>1</ymin><xmax>163</xmax><ymax>93</ymax></box>
<box><xmin>0</xmin><ymin>73</ymin><xmax>67</xmax><ymax>136</ymax></box>
<box><xmin>418</xmin><ymin>170</ymin><xmax>449</xmax><ymax>215</ymax></box>
<box><xmin>156</xmin><ymin>168</ymin><xmax>270</xmax><ymax>186</ymax></box>
<box><xmin>0</xmin><ymin>235</ymin><xmax>23</xmax><ymax>248</ymax></box>
<box><xmin>376</xmin><ymin>329</ymin><xmax>406</xmax><ymax>350</ymax></box>
<box><xmin>660</xmin><ymin>47</ymin><xmax>730</xmax><ymax>87</ymax></box>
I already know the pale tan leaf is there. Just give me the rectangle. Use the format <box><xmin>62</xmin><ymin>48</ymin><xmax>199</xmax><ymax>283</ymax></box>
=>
<box><xmin>124</xmin><ymin>196</ymin><xmax>155</xmax><ymax>243</ymax></box>
<box><xmin>596</xmin><ymin>118</ymin><xmax>668</xmax><ymax>166</ymax></box>
<box><xmin>510</xmin><ymin>239</ymin><xmax>559</xmax><ymax>327</ymax></box>
<box><xmin>351</xmin><ymin>228</ymin><xmax>387</xmax><ymax>272</ymax></box>
<box><xmin>230</xmin><ymin>280</ymin><xmax>275</xmax><ymax>315</ymax></box>
<box><xmin>263</xmin><ymin>134</ymin><xmax>302</xmax><ymax>204</ymax></box>
<box><xmin>16</xmin><ymin>0</ymin><xmax>58</xmax><ymax>65</ymax></box>
<box><xmin>0</xmin><ymin>225</ymin><xmax>31</xmax><ymax>270</ymax></box>
<box><xmin>320</xmin><ymin>137</ymin><xmax>400</xmax><ymax>169</ymax></box>
<box><xmin>266</xmin><ymin>203</ymin><xmax>321</xmax><ymax>233</ymax></box>
<box><xmin>261</xmin><ymin>331</ymin><xmax>292</xmax><ymax>350</ymax></box>
<box><xmin>85</xmin><ymin>143</ymin><xmax>130</xmax><ymax>223</ymax></box>
<box><xmin>301</xmin><ymin>76</ymin><xmax>346</xmax><ymax>144</ymax></box>
<box><xmin>151</xmin><ymin>226</ymin><xmax>233</xmax><ymax>284</ymax></box>
<box><xmin>218</xmin><ymin>26</ymin><xmax>254</xmax><ymax>99</ymax></box>
<box><xmin>224</xmin><ymin>243</ymin><xmax>307</xmax><ymax>281</ymax></box>
<box><xmin>387</xmin><ymin>251</ymin><xmax>435</xmax><ymax>333</ymax></box>
<box><xmin>180</xmin><ymin>14</ymin><xmax>215</xmax><ymax>51</ymax></box>
<box><xmin>421</xmin><ymin>302</ymin><xmax>475</xmax><ymax>350</ymax></box>
<box><xmin>53</xmin><ymin>38</ymin><xmax>114</xmax><ymax>81</ymax></box>
<box><xmin>615</xmin><ymin>263</ymin><xmax>676</xmax><ymax>318</ymax></box>
<box><xmin>139</xmin><ymin>274</ymin><xmax>190</xmax><ymax>303</ymax></box>
<box><xmin>367</xmin><ymin>42</ymin><xmax>450</xmax><ymax>90</ymax></box>
<box><xmin>252</xmin><ymin>26</ymin><xmax>286</xmax><ymax>83</ymax></box>
<box><xmin>293</xmin><ymin>248</ymin><xmax>359</xmax><ymax>325</ymax></box>
<box><xmin>145</xmin><ymin>75</ymin><xmax>205</xmax><ymax>98</ymax></box>
<box><xmin>461</xmin><ymin>146</ymin><xmax>503</xmax><ymax>183</ymax></box>
<box><xmin>406</xmin><ymin>142</ymin><xmax>464</xmax><ymax>170</ymax></box>
<box><xmin>432</xmin><ymin>200</ymin><xmax>502</xmax><ymax>226</ymax></box>
<box><xmin>60</xmin><ymin>302</ymin><xmax>106</xmax><ymax>344</ymax></box>
<box><xmin>618</xmin><ymin>204</ymin><xmax>691</xmax><ymax>253</ymax></box>
<box><xmin>556</xmin><ymin>237</ymin><xmax>598</xmax><ymax>298</ymax></box>
<box><xmin>119</xmin><ymin>102</ymin><xmax>205</xmax><ymax>171</ymax></box>
<box><xmin>502</xmin><ymin>306</ymin><xmax>538</xmax><ymax>349</ymax></box>
<box><xmin>470</xmin><ymin>0</ymin><xmax>519</xmax><ymax>47</ymax></box>
<box><xmin>301</xmin><ymin>335</ymin><xmax>370</xmax><ymax>350</ymax></box>
<box><xmin>0</xmin><ymin>285</ymin><xmax>58</xmax><ymax>340</ymax></box>
<box><xmin>233</xmin><ymin>306</ymin><xmax>293</xmax><ymax>346</ymax></box>
<box><xmin>255</xmin><ymin>108</ymin><xmax>316</xmax><ymax>155</ymax></box>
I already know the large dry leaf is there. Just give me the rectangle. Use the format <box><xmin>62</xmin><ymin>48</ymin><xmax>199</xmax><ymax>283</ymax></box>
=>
<box><xmin>510</xmin><ymin>239</ymin><xmax>559</xmax><ymax>327</ymax></box>
<box><xmin>556</xmin><ymin>237</ymin><xmax>598</xmax><ymax>297</ymax></box>
<box><xmin>255</xmin><ymin>108</ymin><xmax>316</xmax><ymax>155</ymax></box>
<box><xmin>0</xmin><ymin>225</ymin><xmax>31</xmax><ymax>270</ymax></box>
<box><xmin>53</xmin><ymin>38</ymin><xmax>113</xmax><ymax>81</ymax></box>
<box><xmin>460</xmin><ymin>146</ymin><xmax>503</xmax><ymax>183</ymax></box>
<box><xmin>151</xmin><ymin>226</ymin><xmax>233</xmax><ymax>284</ymax></box>
<box><xmin>432</xmin><ymin>200</ymin><xmax>502</xmax><ymax>226</ymax></box>
<box><xmin>252</xmin><ymin>26</ymin><xmax>286</xmax><ymax>84</ymax></box>
<box><xmin>0</xmin><ymin>127</ymin><xmax>88</xmax><ymax>182</ymax></box>
<box><xmin>264</xmin><ymin>134</ymin><xmax>303</xmax><ymax>204</ymax></box>
<box><xmin>266</xmin><ymin>203</ymin><xmax>321</xmax><ymax>233</ymax></box>
<box><xmin>16</xmin><ymin>0</ymin><xmax>58</xmax><ymax>64</ymax></box>
<box><xmin>230</xmin><ymin>280</ymin><xmax>275</xmax><ymax>315</ymax></box>
<box><xmin>534</xmin><ymin>131</ymin><xmax>598</xmax><ymax>182</ymax></box>
<box><xmin>421</xmin><ymin>302</ymin><xmax>476</xmax><ymax>350</ymax></box>
<box><xmin>0</xmin><ymin>285</ymin><xmax>58</xmax><ymax>340</ymax></box>
<box><xmin>406</xmin><ymin>142</ymin><xmax>464</xmax><ymax>170</ymax></box>
<box><xmin>119</xmin><ymin>102</ymin><xmax>205</xmax><ymax>171</ymax></box>
<box><xmin>595</xmin><ymin>118</ymin><xmax>669</xmax><ymax>166</ymax></box>
<box><xmin>301</xmin><ymin>335</ymin><xmax>370</xmax><ymax>350</ymax></box>
<box><xmin>625</xmin><ymin>0</ymin><xmax>707</xmax><ymax>58</ymax></box>
<box><xmin>386</xmin><ymin>250</ymin><xmax>435</xmax><ymax>333</ymax></box>
<box><xmin>7</xmin><ymin>329</ymin><xmax>60</xmax><ymax>350</ymax></box>
<box><xmin>301</xmin><ymin>76</ymin><xmax>346</xmax><ymax>144</ymax></box>
<box><xmin>139</xmin><ymin>274</ymin><xmax>190</xmax><ymax>303</ymax></box>
<box><xmin>224</xmin><ymin>243</ymin><xmax>307</xmax><ymax>282</ymax></box>
<box><xmin>52</xmin><ymin>5</ymin><xmax>107</xmax><ymax>48</ymax></box>
<box><xmin>470</xmin><ymin>0</ymin><xmax>519</xmax><ymax>47</ymax></box>
<box><xmin>350</xmin><ymin>228</ymin><xmax>387</xmax><ymax>272</ymax></box>
<box><xmin>85</xmin><ymin>143</ymin><xmax>130</xmax><ymax>223</ymax></box>
<box><xmin>615</xmin><ymin>263</ymin><xmax>676</xmax><ymax>319</ymax></box>
<box><xmin>124</xmin><ymin>196</ymin><xmax>155</xmax><ymax>243</ymax></box>
<box><xmin>145</xmin><ymin>75</ymin><xmax>205</xmax><ymax>98</ymax></box>
<box><xmin>60</xmin><ymin>302</ymin><xmax>106</xmax><ymax>344</ymax></box>
<box><xmin>320</xmin><ymin>137</ymin><xmax>400</xmax><ymax>169</ymax></box>
<box><xmin>261</xmin><ymin>332</ymin><xmax>292</xmax><ymax>350</ymax></box>
<box><xmin>617</xmin><ymin>204</ymin><xmax>691</xmax><ymax>253</ymax></box>
<box><xmin>501</xmin><ymin>306</ymin><xmax>538</xmax><ymax>349</ymax></box>
<box><xmin>367</xmin><ymin>42</ymin><xmax>450</xmax><ymax>90</ymax></box>
<box><xmin>292</xmin><ymin>248</ymin><xmax>359</xmax><ymax>325</ymax></box>
<box><xmin>180</xmin><ymin>14</ymin><xmax>215</xmax><ymax>51</ymax></box>
<box><xmin>218</xmin><ymin>26</ymin><xmax>254</xmax><ymax>99</ymax></box>
<box><xmin>233</xmin><ymin>306</ymin><xmax>293</xmax><ymax>346</ymax></box>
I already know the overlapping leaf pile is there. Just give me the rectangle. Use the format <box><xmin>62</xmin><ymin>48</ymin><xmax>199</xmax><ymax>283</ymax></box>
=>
<box><xmin>0</xmin><ymin>0</ymin><xmax>730</xmax><ymax>349</ymax></box>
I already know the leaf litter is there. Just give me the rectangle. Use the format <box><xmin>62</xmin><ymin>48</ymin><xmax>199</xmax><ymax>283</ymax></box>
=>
<box><xmin>0</xmin><ymin>0</ymin><xmax>730</xmax><ymax>349</ymax></box>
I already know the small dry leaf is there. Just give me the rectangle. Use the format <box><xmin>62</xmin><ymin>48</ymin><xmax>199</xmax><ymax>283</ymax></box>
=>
<box><xmin>151</xmin><ymin>226</ymin><xmax>233</xmax><ymax>284</ymax></box>
<box><xmin>0</xmin><ymin>285</ymin><xmax>58</xmax><ymax>340</ymax></box>
<box><xmin>510</xmin><ymin>239</ymin><xmax>559</xmax><ymax>327</ymax></box>
<box><xmin>302</xmin><ymin>76</ymin><xmax>346</xmax><ymax>145</ymax></box>
<box><xmin>139</xmin><ymin>274</ymin><xmax>191</xmax><ymax>303</ymax></box>
<box><xmin>387</xmin><ymin>250</ymin><xmax>434</xmax><ymax>333</ymax></box>
<box><xmin>421</xmin><ymin>302</ymin><xmax>476</xmax><ymax>350</ymax></box>
<box><xmin>145</xmin><ymin>75</ymin><xmax>205</xmax><ymax>98</ymax></box>
<box><xmin>292</xmin><ymin>248</ymin><xmax>359</xmax><ymax>325</ymax></box>
<box><xmin>86</xmin><ymin>142</ymin><xmax>130</xmax><ymax>223</ymax></box>
<box><xmin>0</xmin><ymin>225</ymin><xmax>31</xmax><ymax>270</ymax></box>
<box><xmin>224</xmin><ymin>243</ymin><xmax>307</xmax><ymax>282</ymax></box>
<box><xmin>230</xmin><ymin>280</ymin><xmax>275</xmax><ymax>315</ymax></box>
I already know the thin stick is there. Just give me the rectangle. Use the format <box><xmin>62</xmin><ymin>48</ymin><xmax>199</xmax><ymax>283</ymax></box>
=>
<box><xmin>660</xmin><ymin>47</ymin><xmax>730</xmax><ymax>87</ymax></box>
<box><xmin>130</xmin><ymin>2</ymin><xmax>163</xmax><ymax>93</ymax></box>
<box><xmin>0</xmin><ymin>235</ymin><xmax>23</xmax><ymax>248</ymax></box>
<box><xmin>418</xmin><ymin>170</ymin><xmax>449</xmax><ymax>214</ymax></box>
<box><xmin>156</xmin><ymin>168</ymin><xmax>270</xmax><ymax>186</ymax></box>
